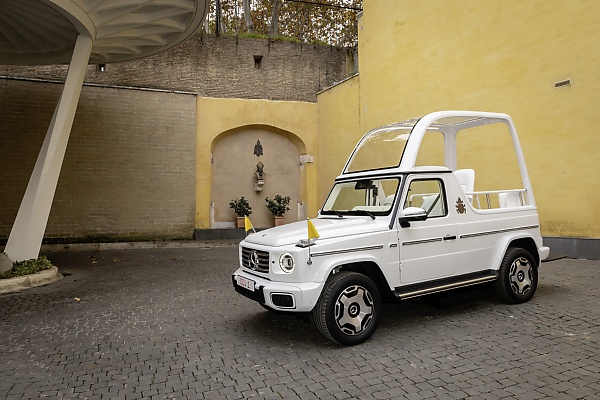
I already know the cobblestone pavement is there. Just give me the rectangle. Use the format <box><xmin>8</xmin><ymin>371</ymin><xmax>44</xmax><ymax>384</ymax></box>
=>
<box><xmin>1</xmin><ymin>246</ymin><xmax>599</xmax><ymax>400</ymax></box>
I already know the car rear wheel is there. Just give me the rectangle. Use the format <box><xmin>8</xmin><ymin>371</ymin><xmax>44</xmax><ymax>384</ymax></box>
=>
<box><xmin>496</xmin><ymin>247</ymin><xmax>538</xmax><ymax>304</ymax></box>
<box><xmin>312</xmin><ymin>271</ymin><xmax>381</xmax><ymax>346</ymax></box>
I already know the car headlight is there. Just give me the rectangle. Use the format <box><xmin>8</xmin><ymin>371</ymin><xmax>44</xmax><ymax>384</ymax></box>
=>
<box><xmin>278</xmin><ymin>252</ymin><xmax>295</xmax><ymax>273</ymax></box>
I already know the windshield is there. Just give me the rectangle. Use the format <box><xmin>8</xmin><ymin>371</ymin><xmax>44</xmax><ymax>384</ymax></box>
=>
<box><xmin>321</xmin><ymin>178</ymin><xmax>401</xmax><ymax>216</ymax></box>
<box><xmin>345</xmin><ymin>121</ymin><xmax>417</xmax><ymax>173</ymax></box>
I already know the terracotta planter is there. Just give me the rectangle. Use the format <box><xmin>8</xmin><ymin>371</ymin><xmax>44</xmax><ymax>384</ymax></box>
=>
<box><xmin>273</xmin><ymin>216</ymin><xmax>285</xmax><ymax>226</ymax></box>
<box><xmin>236</xmin><ymin>216</ymin><xmax>245</xmax><ymax>229</ymax></box>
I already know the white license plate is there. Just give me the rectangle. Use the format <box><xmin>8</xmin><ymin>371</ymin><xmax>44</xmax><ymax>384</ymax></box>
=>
<box><xmin>237</xmin><ymin>276</ymin><xmax>255</xmax><ymax>292</ymax></box>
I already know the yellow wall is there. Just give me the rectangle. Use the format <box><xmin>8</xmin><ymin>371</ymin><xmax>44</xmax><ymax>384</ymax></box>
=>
<box><xmin>316</xmin><ymin>76</ymin><xmax>362</xmax><ymax>205</ymax></box>
<box><xmin>196</xmin><ymin>97</ymin><xmax>318</xmax><ymax>228</ymax></box>
<box><xmin>317</xmin><ymin>0</ymin><xmax>600</xmax><ymax>238</ymax></box>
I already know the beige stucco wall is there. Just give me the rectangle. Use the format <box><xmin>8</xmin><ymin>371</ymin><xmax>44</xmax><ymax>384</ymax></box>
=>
<box><xmin>317</xmin><ymin>0</ymin><xmax>600</xmax><ymax>238</ymax></box>
<box><xmin>196</xmin><ymin>97</ymin><xmax>318</xmax><ymax>229</ymax></box>
<box><xmin>212</xmin><ymin>127</ymin><xmax>301</xmax><ymax>228</ymax></box>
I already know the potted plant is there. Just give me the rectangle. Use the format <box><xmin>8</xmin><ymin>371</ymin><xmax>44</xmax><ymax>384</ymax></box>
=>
<box><xmin>265</xmin><ymin>195</ymin><xmax>291</xmax><ymax>226</ymax></box>
<box><xmin>229</xmin><ymin>197</ymin><xmax>252</xmax><ymax>229</ymax></box>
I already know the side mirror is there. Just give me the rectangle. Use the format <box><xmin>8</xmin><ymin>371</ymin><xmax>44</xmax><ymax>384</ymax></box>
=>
<box><xmin>398</xmin><ymin>207</ymin><xmax>427</xmax><ymax>228</ymax></box>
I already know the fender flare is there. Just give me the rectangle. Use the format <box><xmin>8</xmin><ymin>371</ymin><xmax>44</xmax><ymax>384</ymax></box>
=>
<box><xmin>490</xmin><ymin>233</ymin><xmax>540</xmax><ymax>271</ymax></box>
<box><xmin>312</xmin><ymin>253</ymin><xmax>385</xmax><ymax>284</ymax></box>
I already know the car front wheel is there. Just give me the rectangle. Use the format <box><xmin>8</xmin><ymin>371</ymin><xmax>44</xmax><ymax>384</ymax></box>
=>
<box><xmin>312</xmin><ymin>271</ymin><xmax>381</xmax><ymax>346</ymax></box>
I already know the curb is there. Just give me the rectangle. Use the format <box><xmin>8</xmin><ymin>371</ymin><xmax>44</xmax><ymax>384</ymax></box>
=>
<box><xmin>0</xmin><ymin>266</ymin><xmax>63</xmax><ymax>294</ymax></box>
<box><xmin>39</xmin><ymin>240</ymin><xmax>241</xmax><ymax>253</ymax></box>
<box><xmin>1</xmin><ymin>240</ymin><xmax>241</xmax><ymax>255</ymax></box>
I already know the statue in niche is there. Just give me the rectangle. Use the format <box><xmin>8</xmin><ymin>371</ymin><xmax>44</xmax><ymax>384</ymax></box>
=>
<box><xmin>254</xmin><ymin>140</ymin><xmax>263</xmax><ymax>157</ymax></box>
<box><xmin>255</xmin><ymin>161</ymin><xmax>265</xmax><ymax>192</ymax></box>
<box><xmin>255</xmin><ymin>161</ymin><xmax>265</xmax><ymax>180</ymax></box>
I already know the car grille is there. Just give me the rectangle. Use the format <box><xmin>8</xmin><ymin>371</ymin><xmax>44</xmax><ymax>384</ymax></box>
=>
<box><xmin>241</xmin><ymin>247</ymin><xmax>270</xmax><ymax>273</ymax></box>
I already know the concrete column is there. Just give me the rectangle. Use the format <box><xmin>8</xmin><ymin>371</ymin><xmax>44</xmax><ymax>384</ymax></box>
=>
<box><xmin>5</xmin><ymin>35</ymin><xmax>93</xmax><ymax>262</ymax></box>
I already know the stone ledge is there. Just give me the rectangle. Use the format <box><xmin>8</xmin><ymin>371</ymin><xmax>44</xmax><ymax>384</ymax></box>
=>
<box><xmin>0</xmin><ymin>266</ymin><xmax>62</xmax><ymax>294</ymax></box>
<box><xmin>0</xmin><ymin>240</ymin><xmax>240</xmax><ymax>254</ymax></box>
<box><xmin>543</xmin><ymin>236</ymin><xmax>599</xmax><ymax>260</ymax></box>
<box><xmin>194</xmin><ymin>229</ymin><xmax>247</xmax><ymax>240</ymax></box>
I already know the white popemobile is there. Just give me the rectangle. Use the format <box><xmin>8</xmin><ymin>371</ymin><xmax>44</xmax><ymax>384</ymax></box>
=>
<box><xmin>232</xmin><ymin>111</ymin><xmax>550</xmax><ymax>345</ymax></box>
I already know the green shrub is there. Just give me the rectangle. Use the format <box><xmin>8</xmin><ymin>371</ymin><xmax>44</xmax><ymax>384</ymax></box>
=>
<box><xmin>229</xmin><ymin>196</ymin><xmax>252</xmax><ymax>217</ymax></box>
<box><xmin>236</xmin><ymin>33</ymin><xmax>302</xmax><ymax>43</ymax></box>
<box><xmin>265</xmin><ymin>195</ymin><xmax>291</xmax><ymax>217</ymax></box>
<box><xmin>0</xmin><ymin>255</ymin><xmax>52</xmax><ymax>279</ymax></box>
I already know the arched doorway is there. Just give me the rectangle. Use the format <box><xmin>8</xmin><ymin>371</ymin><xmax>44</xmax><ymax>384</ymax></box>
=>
<box><xmin>211</xmin><ymin>126</ymin><xmax>305</xmax><ymax>228</ymax></box>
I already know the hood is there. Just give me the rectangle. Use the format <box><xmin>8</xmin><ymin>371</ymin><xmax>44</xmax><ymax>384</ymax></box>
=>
<box><xmin>243</xmin><ymin>216</ymin><xmax>390</xmax><ymax>247</ymax></box>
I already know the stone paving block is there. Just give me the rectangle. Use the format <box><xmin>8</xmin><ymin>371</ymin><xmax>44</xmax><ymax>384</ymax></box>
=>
<box><xmin>1</xmin><ymin>249</ymin><xmax>599</xmax><ymax>399</ymax></box>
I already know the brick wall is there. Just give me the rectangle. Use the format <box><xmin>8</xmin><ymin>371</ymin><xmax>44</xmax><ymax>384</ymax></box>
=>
<box><xmin>0</xmin><ymin>34</ymin><xmax>347</xmax><ymax>242</ymax></box>
<box><xmin>0</xmin><ymin>80</ymin><xmax>196</xmax><ymax>242</ymax></box>
<box><xmin>0</xmin><ymin>34</ymin><xmax>349</xmax><ymax>102</ymax></box>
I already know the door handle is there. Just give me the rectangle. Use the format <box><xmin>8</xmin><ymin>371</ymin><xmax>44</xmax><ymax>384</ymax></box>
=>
<box><xmin>443</xmin><ymin>235</ymin><xmax>456</xmax><ymax>241</ymax></box>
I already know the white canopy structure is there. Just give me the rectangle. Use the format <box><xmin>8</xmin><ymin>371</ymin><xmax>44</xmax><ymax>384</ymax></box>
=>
<box><xmin>0</xmin><ymin>0</ymin><xmax>209</xmax><ymax>261</ymax></box>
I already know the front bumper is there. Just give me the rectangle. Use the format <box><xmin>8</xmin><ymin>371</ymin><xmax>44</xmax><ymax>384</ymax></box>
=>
<box><xmin>232</xmin><ymin>268</ymin><xmax>323</xmax><ymax>312</ymax></box>
<box><xmin>539</xmin><ymin>246</ymin><xmax>550</xmax><ymax>261</ymax></box>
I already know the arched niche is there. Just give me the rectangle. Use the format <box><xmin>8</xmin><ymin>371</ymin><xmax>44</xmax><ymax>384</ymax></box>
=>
<box><xmin>210</xmin><ymin>125</ymin><xmax>307</xmax><ymax>228</ymax></box>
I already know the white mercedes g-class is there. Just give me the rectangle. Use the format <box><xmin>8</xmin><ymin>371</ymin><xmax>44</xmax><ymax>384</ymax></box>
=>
<box><xmin>232</xmin><ymin>111</ymin><xmax>549</xmax><ymax>345</ymax></box>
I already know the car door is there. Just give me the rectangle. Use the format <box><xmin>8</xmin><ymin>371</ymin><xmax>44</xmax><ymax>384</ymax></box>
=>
<box><xmin>397</xmin><ymin>175</ymin><xmax>458</xmax><ymax>284</ymax></box>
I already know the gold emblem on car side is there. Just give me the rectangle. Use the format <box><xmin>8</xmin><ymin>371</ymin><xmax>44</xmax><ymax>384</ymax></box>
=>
<box><xmin>456</xmin><ymin>198</ymin><xmax>467</xmax><ymax>214</ymax></box>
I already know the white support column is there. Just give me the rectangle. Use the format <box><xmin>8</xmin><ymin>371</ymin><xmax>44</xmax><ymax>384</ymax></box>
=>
<box><xmin>5</xmin><ymin>35</ymin><xmax>93</xmax><ymax>262</ymax></box>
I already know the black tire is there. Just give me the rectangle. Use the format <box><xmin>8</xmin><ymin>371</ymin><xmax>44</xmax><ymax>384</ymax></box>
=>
<box><xmin>312</xmin><ymin>271</ymin><xmax>381</xmax><ymax>346</ymax></box>
<box><xmin>496</xmin><ymin>247</ymin><xmax>538</xmax><ymax>304</ymax></box>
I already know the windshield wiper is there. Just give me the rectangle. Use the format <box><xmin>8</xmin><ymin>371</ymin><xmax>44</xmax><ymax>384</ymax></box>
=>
<box><xmin>354</xmin><ymin>210</ymin><xmax>375</xmax><ymax>220</ymax></box>
<box><xmin>321</xmin><ymin>210</ymin><xmax>345</xmax><ymax>218</ymax></box>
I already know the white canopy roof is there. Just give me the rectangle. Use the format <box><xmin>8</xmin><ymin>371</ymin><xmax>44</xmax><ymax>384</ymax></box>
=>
<box><xmin>0</xmin><ymin>0</ymin><xmax>208</xmax><ymax>64</ymax></box>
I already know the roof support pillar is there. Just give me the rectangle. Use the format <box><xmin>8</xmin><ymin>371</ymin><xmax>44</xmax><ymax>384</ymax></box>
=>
<box><xmin>5</xmin><ymin>34</ymin><xmax>93</xmax><ymax>262</ymax></box>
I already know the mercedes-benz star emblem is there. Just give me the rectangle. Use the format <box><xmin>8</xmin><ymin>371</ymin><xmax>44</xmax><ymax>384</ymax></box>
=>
<box><xmin>249</xmin><ymin>250</ymin><xmax>259</xmax><ymax>270</ymax></box>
